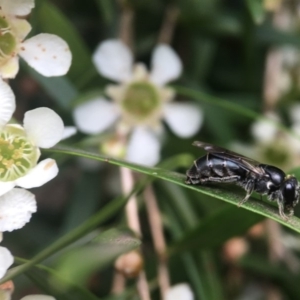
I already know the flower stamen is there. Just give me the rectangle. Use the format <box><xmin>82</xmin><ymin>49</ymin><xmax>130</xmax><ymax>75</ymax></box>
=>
<box><xmin>0</xmin><ymin>16</ymin><xmax>16</xmax><ymax>65</ymax></box>
<box><xmin>122</xmin><ymin>82</ymin><xmax>160</xmax><ymax>121</ymax></box>
<box><xmin>0</xmin><ymin>126</ymin><xmax>39</xmax><ymax>182</ymax></box>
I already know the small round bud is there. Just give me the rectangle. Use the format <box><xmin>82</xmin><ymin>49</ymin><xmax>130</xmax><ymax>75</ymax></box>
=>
<box><xmin>223</xmin><ymin>237</ymin><xmax>249</xmax><ymax>263</ymax></box>
<box><xmin>101</xmin><ymin>137</ymin><xmax>126</xmax><ymax>159</ymax></box>
<box><xmin>247</xmin><ymin>222</ymin><xmax>265</xmax><ymax>238</ymax></box>
<box><xmin>0</xmin><ymin>280</ymin><xmax>14</xmax><ymax>300</ymax></box>
<box><xmin>114</xmin><ymin>250</ymin><xmax>143</xmax><ymax>278</ymax></box>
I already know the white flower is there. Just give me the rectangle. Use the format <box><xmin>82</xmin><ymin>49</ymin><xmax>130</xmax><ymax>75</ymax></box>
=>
<box><xmin>0</xmin><ymin>188</ymin><xmax>36</xmax><ymax>232</ymax></box>
<box><xmin>74</xmin><ymin>39</ymin><xmax>203</xmax><ymax>166</ymax></box>
<box><xmin>251</xmin><ymin>112</ymin><xmax>280</xmax><ymax>144</ymax></box>
<box><xmin>164</xmin><ymin>283</ymin><xmax>194</xmax><ymax>300</ymax></box>
<box><xmin>0</xmin><ymin>85</ymin><xmax>64</xmax><ymax>195</ymax></box>
<box><xmin>0</xmin><ymin>246</ymin><xmax>13</xmax><ymax>279</ymax></box>
<box><xmin>249</xmin><ymin>110</ymin><xmax>300</xmax><ymax>169</ymax></box>
<box><xmin>0</xmin><ymin>0</ymin><xmax>72</xmax><ymax>78</ymax></box>
<box><xmin>62</xmin><ymin>126</ymin><xmax>77</xmax><ymax>140</ymax></box>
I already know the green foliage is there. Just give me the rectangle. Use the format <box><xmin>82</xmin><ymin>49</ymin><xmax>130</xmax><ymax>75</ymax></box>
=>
<box><xmin>10</xmin><ymin>0</ymin><xmax>300</xmax><ymax>299</ymax></box>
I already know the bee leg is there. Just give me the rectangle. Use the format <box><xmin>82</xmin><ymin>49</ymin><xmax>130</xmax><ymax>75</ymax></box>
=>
<box><xmin>185</xmin><ymin>176</ymin><xmax>200</xmax><ymax>185</ymax></box>
<box><xmin>238</xmin><ymin>180</ymin><xmax>254</xmax><ymax>207</ymax></box>
<box><xmin>288</xmin><ymin>208</ymin><xmax>294</xmax><ymax>218</ymax></box>
<box><xmin>285</xmin><ymin>205</ymin><xmax>294</xmax><ymax>219</ymax></box>
<box><xmin>237</xmin><ymin>192</ymin><xmax>252</xmax><ymax>207</ymax></box>
<box><xmin>277</xmin><ymin>199</ymin><xmax>288</xmax><ymax>220</ymax></box>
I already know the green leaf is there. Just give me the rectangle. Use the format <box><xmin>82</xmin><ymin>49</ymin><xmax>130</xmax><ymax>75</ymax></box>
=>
<box><xmin>174</xmin><ymin>85</ymin><xmax>300</xmax><ymax>141</ymax></box>
<box><xmin>22</xmin><ymin>61</ymin><xmax>78</xmax><ymax>109</ymax></box>
<box><xmin>239</xmin><ymin>255</ymin><xmax>300</xmax><ymax>298</ymax></box>
<box><xmin>26</xmin><ymin>273</ymin><xmax>93</xmax><ymax>300</ymax></box>
<box><xmin>164</xmin><ymin>201</ymin><xmax>209</xmax><ymax>299</ymax></box>
<box><xmin>94</xmin><ymin>0</ymin><xmax>116</xmax><ymax>26</ymax></box>
<box><xmin>15</xmin><ymin>258</ymin><xmax>99</xmax><ymax>300</ymax></box>
<box><xmin>36</xmin><ymin>1</ymin><xmax>98</xmax><ymax>87</ymax></box>
<box><xmin>0</xmin><ymin>188</ymin><xmax>139</xmax><ymax>284</ymax></box>
<box><xmin>47</xmin><ymin>146</ymin><xmax>300</xmax><ymax>233</ymax></box>
<box><xmin>169</xmin><ymin>205</ymin><xmax>263</xmax><ymax>254</ymax></box>
<box><xmin>60</xmin><ymin>173</ymin><xmax>101</xmax><ymax>234</ymax></box>
<box><xmin>55</xmin><ymin>229</ymin><xmax>140</xmax><ymax>285</ymax></box>
<box><xmin>245</xmin><ymin>0</ymin><xmax>265</xmax><ymax>24</ymax></box>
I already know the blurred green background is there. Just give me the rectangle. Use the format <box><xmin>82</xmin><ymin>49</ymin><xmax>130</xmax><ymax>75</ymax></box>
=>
<box><xmin>6</xmin><ymin>0</ymin><xmax>300</xmax><ymax>299</ymax></box>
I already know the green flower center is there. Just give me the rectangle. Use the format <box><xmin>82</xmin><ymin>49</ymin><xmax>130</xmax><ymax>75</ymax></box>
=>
<box><xmin>0</xmin><ymin>125</ymin><xmax>39</xmax><ymax>182</ymax></box>
<box><xmin>122</xmin><ymin>83</ymin><xmax>160</xmax><ymax>120</ymax></box>
<box><xmin>0</xmin><ymin>16</ymin><xmax>16</xmax><ymax>64</ymax></box>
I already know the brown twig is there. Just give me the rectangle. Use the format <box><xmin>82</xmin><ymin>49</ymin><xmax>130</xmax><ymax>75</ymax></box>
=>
<box><xmin>111</xmin><ymin>272</ymin><xmax>126</xmax><ymax>294</ymax></box>
<box><xmin>121</xmin><ymin>167</ymin><xmax>141</xmax><ymax>235</ymax></box>
<box><xmin>158</xmin><ymin>5</ymin><xmax>180</xmax><ymax>45</ymax></box>
<box><xmin>144</xmin><ymin>185</ymin><xmax>170</xmax><ymax>298</ymax></box>
<box><xmin>118</xmin><ymin>0</ymin><xmax>134</xmax><ymax>50</ymax></box>
<box><xmin>263</xmin><ymin>49</ymin><xmax>284</xmax><ymax>112</ymax></box>
<box><xmin>119</xmin><ymin>167</ymin><xmax>151</xmax><ymax>300</ymax></box>
<box><xmin>266</xmin><ymin>219</ymin><xmax>300</xmax><ymax>272</ymax></box>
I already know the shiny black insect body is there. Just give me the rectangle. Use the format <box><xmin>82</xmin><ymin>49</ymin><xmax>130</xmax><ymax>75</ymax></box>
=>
<box><xmin>186</xmin><ymin>141</ymin><xmax>300</xmax><ymax>219</ymax></box>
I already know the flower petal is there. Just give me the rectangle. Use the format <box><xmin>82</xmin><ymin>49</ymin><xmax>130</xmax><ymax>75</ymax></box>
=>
<box><xmin>73</xmin><ymin>98</ymin><xmax>120</xmax><ymax>134</ymax></box>
<box><xmin>0</xmin><ymin>246</ymin><xmax>13</xmax><ymax>279</ymax></box>
<box><xmin>0</xmin><ymin>56</ymin><xmax>19</xmax><ymax>79</ymax></box>
<box><xmin>11</xmin><ymin>18</ymin><xmax>32</xmax><ymax>41</ymax></box>
<box><xmin>23</xmin><ymin>107</ymin><xmax>64</xmax><ymax>148</ymax></box>
<box><xmin>1</xmin><ymin>0</ymin><xmax>34</xmax><ymax>16</ymax></box>
<box><xmin>20</xmin><ymin>296</ymin><xmax>56</xmax><ymax>300</ymax></box>
<box><xmin>19</xmin><ymin>34</ymin><xmax>72</xmax><ymax>77</ymax></box>
<box><xmin>163</xmin><ymin>103</ymin><xmax>203</xmax><ymax>137</ymax></box>
<box><xmin>0</xmin><ymin>181</ymin><xmax>15</xmax><ymax>197</ymax></box>
<box><xmin>61</xmin><ymin>126</ymin><xmax>77</xmax><ymax>140</ymax></box>
<box><xmin>165</xmin><ymin>283</ymin><xmax>194</xmax><ymax>300</ymax></box>
<box><xmin>126</xmin><ymin>127</ymin><xmax>160</xmax><ymax>166</ymax></box>
<box><xmin>0</xmin><ymin>188</ymin><xmax>36</xmax><ymax>232</ymax></box>
<box><xmin>93</xmin><ymin>39</ymin><xmax>133</xmax><ymax>82</ymax></box>
<box><xmin>0</xmin><ymin>79</ymin><xmax>15</xmax><ymax>128</ymax></box>
<box><xmin>150</xmin><ymin>44</ymin><xmax>182</xmax><ymax>85</ymax></box>
<box><xmin>16</xmin><ymin>159</ymin><xmax>58</xmax><ymax>189</ymax></box>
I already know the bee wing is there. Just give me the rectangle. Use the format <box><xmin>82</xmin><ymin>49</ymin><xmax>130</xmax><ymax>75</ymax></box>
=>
<box><xmin>192</xmin><ymin>141</ymin><xmax>264</xmax><ymax>175</ymax></box>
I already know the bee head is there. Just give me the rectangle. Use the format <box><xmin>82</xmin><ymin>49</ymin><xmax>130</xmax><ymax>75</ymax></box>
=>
<box><xmin>281</xmin><ymin>175</ymin><xmax>300</xmax><ymax>209</ymax></box>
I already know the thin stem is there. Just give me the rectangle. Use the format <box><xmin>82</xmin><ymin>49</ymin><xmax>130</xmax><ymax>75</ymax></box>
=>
<box><xmin>121</xmin><ymin>167</ymin><xmax>141</xmax><ymax>236</ymax></box>
<box><xmin>118</xmin><ymin>0</ymin><xmax>135</xmax><ymax>50</ymax></box>
<box><xmin>158</xmin><ymin>5</ymin><xmax>180</xmax><ymax>44</ymax></box>
<box><xmin>0</xmin><ymin>192</ymin><xmax>134</xmax><ymax>284</ymax></box>
<box><xmin>266</xmin><ymin>219</ymin><xmax>300</xmax><ymax>272</ymax></box>
<box><xmin>263</xmin><ymin>49</ymin><xmax>283</xmax><ymax>112</ymax></box>
<box><xmin>144</xmin><ymin>185</ymin><xmax>170</xmax><ymax>298</ymax></box>
<box><xmin>137</xmin><ymin>271</ymin><xmax>152</xmax><ymax>300</ymax></box>
<box><xmin>119</xmin><ymin>167</ymin><xmax>151</xmax><ymax>300</ymax></box>
<box><xmin>111</xmin><ymin>271</ymin><xmax>126</xmax><ymax>294</ymax></box>
<box><xmin>266</xmin><ymin>219</ymin><xmax>284</xmax><ymax>263</ymax></box>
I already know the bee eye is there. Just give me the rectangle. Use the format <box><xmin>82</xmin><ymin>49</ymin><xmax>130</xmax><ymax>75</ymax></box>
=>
<box><xmin>282</xmin><ymin>182</ymin><xmax>296</xmax><ymax>202</ymax></box>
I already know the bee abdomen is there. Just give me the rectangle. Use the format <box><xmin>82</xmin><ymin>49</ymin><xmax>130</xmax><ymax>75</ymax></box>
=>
<box><xmin>186</xmin><ymin>154</ymin><xmax>246</xmax><ymax>184</ymax></box>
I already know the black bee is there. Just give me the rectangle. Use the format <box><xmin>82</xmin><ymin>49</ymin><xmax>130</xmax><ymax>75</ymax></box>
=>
<box><xmin>186</xmin><ymin>141</ymin><xmax>300</xmax><ymax>219</ymax></box>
